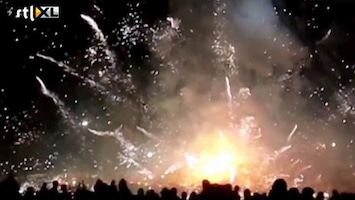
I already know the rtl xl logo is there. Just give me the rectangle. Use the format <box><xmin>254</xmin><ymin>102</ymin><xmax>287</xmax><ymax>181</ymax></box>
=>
<box><xmin>15</xmin><ymin>5</ymin><xmax>60</xmax><ymax>21</ymax></box>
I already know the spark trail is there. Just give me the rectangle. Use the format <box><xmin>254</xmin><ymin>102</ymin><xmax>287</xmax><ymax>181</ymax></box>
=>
<box><xmin>287</xmin><ymin>124</ymin><xmax>298</xmax><ymax>143</ymax></box>
<box><xmin>316</xmin><ymin>29</ymin><xmax>332</xmax><ymax>45</ymax></box>
<box><xmin>225</xmin><ymin>76</ymin><xmax>236</xmax><ymax>131</ymax></box>
<box><xmin>36</xmin><ymin>76</ymin><xmax>76</xmax><ymax>126</ymax></box>
<box><xmin>136</xmin><ymin>126</ymin><xmax>159</xmax><ymax>140</ymax></box>
<box><xmin>88</xmin><ymin>125</ymin><xmax>138</xmax><ymax>160</ymax></box>
<box><xmin>80</xmin><ymin>14</ymin><xmax>106</xmax><ymax>42</ymax></box>
<box><xmin>81</xmin><ymin>13</ymin><xmax>148</xmax><ymax>109</ymax></box>
<box><xmin>273</xmin><ymin>145</ymin><xmax>292</xmax><ymax>158</ymax></box>
<box><xmin>80</xmin><ymin>13</ymin><xmax>115</xmax><ymax>71</ymax></box>
<box><xmin>225</xmin><ymin>76</ymin><xmax>233</xmax><ymax>107</ymax></box>
<box><xmin>36</xmin><ymin>54</ymin><xmax>80</xmax><ymax>77</ymax></box>
<box><xmin>36</xmin><ymin>53</ymin><xmax>121</xmax><ymax>102</ymax></box>
<box><xmin>34</xmin><ymin>9</ymin><xmax>154</xmax><ymax>180</ymax></box>
<box><xmin>87</xmin><ymin>125</ymin><xmax>154</xmax><ymax>178</ymax></box>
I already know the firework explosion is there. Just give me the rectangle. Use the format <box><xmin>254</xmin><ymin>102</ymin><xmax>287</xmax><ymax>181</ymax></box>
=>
<box><xmin>2</xmin><ymin>0</ymin><xmax>355</xmax><ymax>193</ymax></box>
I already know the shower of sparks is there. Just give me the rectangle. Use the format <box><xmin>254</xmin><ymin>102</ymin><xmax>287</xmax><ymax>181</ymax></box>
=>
<box><xmin>3</xmin><ymin>0</ymin><xmax>355</xmax><ymax>194</ymax></box>
<box><xmin>81</xmin><ymin>13</ymin><xmax>141</xmax><ymax>102</ymax></box>
<box><xmin>336</xmin><ymin>88</ymin><xmax>355</xmax><ymax>117</ymax></box>
<box><xmin>212</xmin><ymin>0</ymin><xmax>238</xmax><ymax>75</ymax></box>
<box><xmin>27</xmin><ymin>3</ymin><xmax>321</xmax><ymax>190</ymax></box>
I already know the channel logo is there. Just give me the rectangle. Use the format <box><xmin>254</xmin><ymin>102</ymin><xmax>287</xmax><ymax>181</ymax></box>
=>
<box><xmin>15</xmin><ymin>5</ymin><xmax>59</xmax><ymax>21</ymax></box>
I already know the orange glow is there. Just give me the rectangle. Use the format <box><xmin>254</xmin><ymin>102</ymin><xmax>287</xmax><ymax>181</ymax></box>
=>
<box><xmin>183</xmin><ymin>131</ymin><xmax>250</xmax><ymax>184</ymax></box>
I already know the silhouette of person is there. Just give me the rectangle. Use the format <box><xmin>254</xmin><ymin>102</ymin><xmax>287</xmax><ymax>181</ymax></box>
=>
<box><xmin>59</xmin><ymin>184</ymin><xmax>71</xmax><ymax>200</ymax></box>
<box><xmin>234</xmin><ymin>185</ymin><xmax>241</xmax><ymax>200</ymax></box>
<box><xmin>24</xmin><ymin>187</ymin><xmax>36</xmax><ymax>200</ymax></box>
<box><xmin>269</xmin><ymin>179</ymin><xmax>288</xmax><ymax>200</ymax></box>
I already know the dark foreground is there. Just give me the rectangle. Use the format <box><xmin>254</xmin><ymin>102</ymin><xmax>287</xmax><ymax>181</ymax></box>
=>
<box><xmin>0</xmin><ymin>175</ymin><xmax>353</xmax><ymax>200</ymax></box>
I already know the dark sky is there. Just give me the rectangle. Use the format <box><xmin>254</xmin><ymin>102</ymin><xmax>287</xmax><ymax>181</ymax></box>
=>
<box><xmin>0</xmin><ymin>0</ymin><xmax>170</xmax><ymax>174</ymax></box>
<box><xmin>1</xmin><ymin>0</ymin><xmax>355</xmax><ymax>188</ymax></box>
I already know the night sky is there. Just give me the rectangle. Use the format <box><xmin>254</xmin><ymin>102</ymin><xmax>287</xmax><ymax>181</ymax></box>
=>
<box><xmin>1</xmin><ymin>0</ymin><xmax>168</xmax><ymax>169</ymax></box>
<box><xmin>1</xmin><ymin>0</ymin><xmax>355</xmax><ymax>190</ymax></box>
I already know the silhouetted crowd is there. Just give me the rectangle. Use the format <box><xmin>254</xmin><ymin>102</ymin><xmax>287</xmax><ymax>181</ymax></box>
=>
<box><xmin>0</xmin><ymin>175</ymin><xmax>355</xmax><ymax>200</ymax></box>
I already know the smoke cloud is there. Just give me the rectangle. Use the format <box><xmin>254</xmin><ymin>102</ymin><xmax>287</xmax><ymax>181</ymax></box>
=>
<box><xmin>141</xmin><ymin>0</ymin><xmax>352</xmax><ymax>190</ymax></box>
